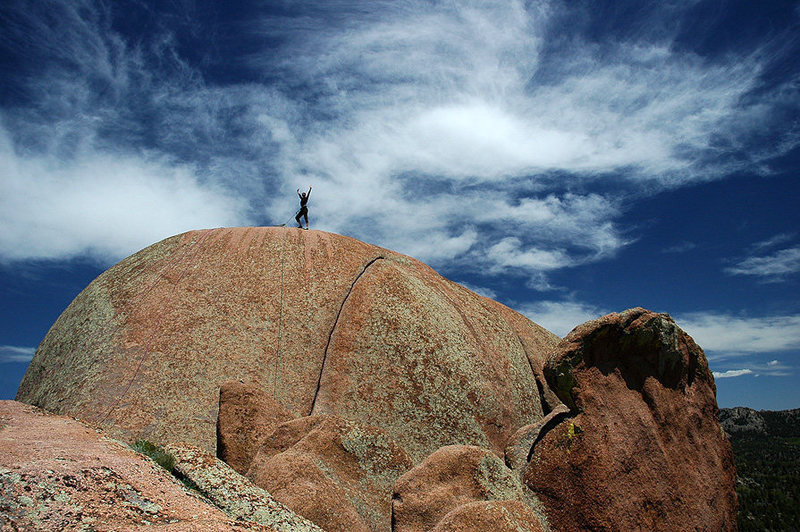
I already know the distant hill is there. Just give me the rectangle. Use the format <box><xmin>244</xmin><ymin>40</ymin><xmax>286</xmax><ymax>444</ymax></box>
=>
<box><xmin>720</xmin><ymin>407</ymin><xmax>800</xmax><ymax>531</ymax></box>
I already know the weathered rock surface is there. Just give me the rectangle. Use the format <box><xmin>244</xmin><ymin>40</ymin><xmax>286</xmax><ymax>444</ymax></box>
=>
<box><xmin>392</xmin><ymin>445</ymin><xmax>547</xmax><ymax>532</ymax></box>
<box><xmin>431</xmin><ymin>501</ymin><xmax>546</xmax><ymax>532</ymax></box>
<box><xmin>247</xmin><ymin>414</ymin><xmax>412</xmax><ymax>532</ymax></box>
<box><xmin>17</xmin><ymin>227</ymin><xmax>560</xmax><ymax>461</ymax></box>
<box><xmin>504</xmin><ymin>403</ymin><xmax>569</xmax><ymax>476</ymax></box>
<box><xmin>217</xmin><ymin>380</ymin><xmax>295</xmax><ymax>475</ymax></box>
<box><xmin>0</xmin><ymin>400</ymin><xmax>267</xmax><ymax>531</ymax></box>
<box><xmin>166</xmin><ymin>442</ymin><xmax>321</xmax><ymax>531</ymax></box>
<box><xmin>524</xmin><ymin>308</ymin><xmax>737</xmax><ymax>531</ymax></box>
<box><xmin>12</xmin><ymin>226</ymin><xmax>740</xmax><ymax>531</ymax></box>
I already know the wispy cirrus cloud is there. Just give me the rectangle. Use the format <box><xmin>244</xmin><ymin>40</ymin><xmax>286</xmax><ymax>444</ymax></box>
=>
<box><xmin>713</xmin><ymin>358</ymin><xmax>792</xmax><ymax>379</ymax></box>
<box><xmin>713</xmin><ymin>369</ymin><xmax>754</xmax><ymax>379</ymax></box>
<box><xmin>676</xmin><ymin>312</ymin><xmax>800</xmax><ymax>364</ymax></box>
<box><xmin>0</xmin><ymin>0</ymin><xmax>797</xmax><ymax>283</ymax></box>
<box><xmin>0</xmin><ymin>345</ymin><xmax>36</xmax><ymax>363</ymax></box>
<box><xmin>752</xmin><ymin>233</ymin><xmax>796</xmax><ymax>251</ymax></box>
<box><xmin>725</xmin><ymin>246</ymin><xmax>800</xmax><ymax>281</ymax></box>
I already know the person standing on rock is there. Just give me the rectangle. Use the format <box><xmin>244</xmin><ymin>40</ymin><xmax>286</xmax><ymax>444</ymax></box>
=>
<box><xmin>296</xmin><ymin>186</ymin><xmax>312</xmax><ymax>229</ymax></box>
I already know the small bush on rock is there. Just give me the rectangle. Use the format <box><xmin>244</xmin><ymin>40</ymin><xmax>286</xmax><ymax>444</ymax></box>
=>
<box><xmin>132</xmin><ymin>440</ymin><xmax>176</xmax><ymax>472</ymax></box>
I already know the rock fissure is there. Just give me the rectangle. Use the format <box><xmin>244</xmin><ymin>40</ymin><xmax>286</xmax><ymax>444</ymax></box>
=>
<box><xmin>526</xmin><ymin>410</ymin><xmax>574</xmax><ymax>462</ymax></box>
<box><xmin>509</xmin><ymin>327</ymin><xmax>542</xmax><ymax>402</ymax></box>
<box><xmin>533</xmin><ymin>375</ymin><xmax>550</xmax><ymax>416</ymax></box>
<box><xmin>309</xmin><ymin>255</ymin><xmax>386</xmax><ymax>416</ymax></box>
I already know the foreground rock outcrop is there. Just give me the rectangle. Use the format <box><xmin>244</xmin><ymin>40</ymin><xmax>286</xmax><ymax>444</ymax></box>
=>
<box><xmin>13</xmin><ymin>228</ymin><xmax>737</xmax><ymax>530</ymax></box>
<box><xmin>524</xmin><ymin>308</ymin><xmax>737</xmax><ymax>531</ymax></box>
<box><xmin>166</xmin><ymin>443</ymin><xmax>321</xmax><ymax>531</ymax></box>
<box><xmin>247</xmin><ymin>414</ymin><xmax>412</xmax><ymax>532</ymax></box>
<box><xmin>0</xmin><ymin>400</ymin><xmax>273</xmax><ymax>530</ymax></box>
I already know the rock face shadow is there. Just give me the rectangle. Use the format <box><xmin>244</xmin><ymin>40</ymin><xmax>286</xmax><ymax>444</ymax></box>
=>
<box><xmin>525</xmin><ymin>308</ymin><xmax>737</xmax><ymax>532</ymax></box>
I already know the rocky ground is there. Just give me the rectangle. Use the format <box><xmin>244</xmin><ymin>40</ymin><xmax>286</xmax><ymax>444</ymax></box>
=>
<box><xmin>0</xmin><ymin>400</ymin><xmax>310</xmax><ymax>531</ymax></box>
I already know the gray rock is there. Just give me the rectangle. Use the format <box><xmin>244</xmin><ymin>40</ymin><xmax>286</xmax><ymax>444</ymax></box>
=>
<box><xmin>167</xmin><ymin>443</ymin><xmax>322</xmax><ymax>532</ymax></box>
<box><xmin>719</xmin><ymin>407</ymin><xmax>766</xmax><ymax>434</ymax></box>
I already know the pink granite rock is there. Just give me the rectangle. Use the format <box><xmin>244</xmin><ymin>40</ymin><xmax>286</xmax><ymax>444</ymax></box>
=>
<box><xmin>524</xmin><ymin>308</ymin><xmax>737</xmax><ymax>531</ymax></box>
<box><xmin>17</xmin><ymin>227</ymin><xmax>559</xmax><ymax>462</ymax></box>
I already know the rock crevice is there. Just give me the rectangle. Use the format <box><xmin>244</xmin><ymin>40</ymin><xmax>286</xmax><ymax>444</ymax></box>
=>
<box><xmin>310</xmin><ymin>255</ymin><xmax>385</xmax><ymax>416</ymax></box>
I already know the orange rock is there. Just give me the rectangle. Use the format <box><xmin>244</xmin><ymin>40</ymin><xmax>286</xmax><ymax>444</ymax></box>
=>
<box><xmin>246</xmin><ymin>414</ymin><xmax>412</xmax><ymax>532</ymax></box>
<box><xmin>504</xmin><ymin>403</ymin><xmax>570</xmax><ymax>475</ymax></box>
<box><xmin>432</xmin><ymin>500</ymin><xmax>546</xmax><ymax>532</ymax></box>
<box><xmin>392</xmin><ymin>445</ymin><xmax>544</xmax><ymax>532</ymax></box>
<box><xmin>217</xmin><ymin>380</ymin><xmax>295</xmax><ymax>475</ymax></box>
<box><xmin>524</xmin><ymin>308</ymin><xmax>738</xmax><ymax>531</ymax></box>
<box><xmin>0</xmin><ymin>400</ymin><xmax>269</xmax><ymax>531</ymax></box>
<box><xmin>17</xmin><ymin>227</ymin><xmax>558</xmax><ymax>462</ymax></box>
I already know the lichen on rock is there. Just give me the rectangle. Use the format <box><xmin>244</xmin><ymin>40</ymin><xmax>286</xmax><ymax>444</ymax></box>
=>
<box><xmin>526</xmin><ymin>308</ymin><xmax>737</xmax><ymax>532</ymax></box>
<box><xmin>167</xmin><ymin>442</ymin><xmax>321</xmax><ymax>531</ymax></box>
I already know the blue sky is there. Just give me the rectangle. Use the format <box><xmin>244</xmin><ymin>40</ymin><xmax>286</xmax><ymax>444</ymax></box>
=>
<box><xmin>1</xmin><ymin>0</ymin><xmax>798</xmax><ymax>410</ymax></box>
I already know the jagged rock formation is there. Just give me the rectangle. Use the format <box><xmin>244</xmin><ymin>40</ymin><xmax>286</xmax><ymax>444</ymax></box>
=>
<box><xmin>524</xmin><ymin>308</ymin><xmax>737</xmax><ymax>531</ymax></box>
<box><xmin>13</xmin><ymin>228</ymin><xmax>737</xmax><ymax>531</ymax></box>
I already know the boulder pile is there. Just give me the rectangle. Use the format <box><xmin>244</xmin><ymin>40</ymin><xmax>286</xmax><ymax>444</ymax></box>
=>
<box><xmin>11</xmin><ymin>227</ymin><xmax>736</xmax><ymax>530</ymax></box>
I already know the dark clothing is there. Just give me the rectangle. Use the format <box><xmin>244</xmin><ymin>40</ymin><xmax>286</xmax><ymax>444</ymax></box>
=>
<box><xmin>296</xmin><ymin>190</ymin><xmax>310</xmax><ymax>227</ymax></box>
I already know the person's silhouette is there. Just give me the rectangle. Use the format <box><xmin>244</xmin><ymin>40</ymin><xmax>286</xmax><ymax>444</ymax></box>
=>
<box><xmin>296</xmin><ymin>186</ymin><xmax>312</xmax><ymax>229</ymax></box>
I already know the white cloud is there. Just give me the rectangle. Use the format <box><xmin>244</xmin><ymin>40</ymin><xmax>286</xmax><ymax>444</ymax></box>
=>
<box><xmin>713</xmin><ymin>369</ymin><xmax>754</xmax><ymax>379</ymax></box>
<box><xmin>676</xmin><ymin>312</ymin><xmax>800</xmax><ymax>354</ymax></box>
<box><xmin>518</xmin><ymin>300</ymin><xmax>608</xmax><ymax>337</ymax></box>
<box><xmin>0</xmin><ymin>0</ymin><xmax>797</xmax><ymax>277</ymax></box>
<box><xmin>253</xmin><ymin>1</ymin><xmax>784</xmax><ymax>184</ymax></box>
<box><xmin>752</xmin><ymin>233</ymin><xmax>795</xmax><ymax>251</ymax></box>
<box><xmin>0</xmin><ymin>125</ymin><xmax>246</xmax><ymax>263</ymax></box>
<box><xmin>0</xmin><ymin>346</ymin><xmax>36</xmax><ymax>363</ymax></box>
<box><xmin>488</xmin><ymin>238</ymin><xmax>571</xmax><ymax>272</ymax></box>
<box><xmin>712</xmin><ymin>359</ymin><xmax>792</xmax><ymax>379</ymax></box>
<box><xmin>725</xmin><ymin>246</ymin><xmax>800</xmax><ymax>280</ymax></box>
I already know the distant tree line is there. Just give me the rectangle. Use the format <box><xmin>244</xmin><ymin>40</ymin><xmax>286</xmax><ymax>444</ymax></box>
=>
<box><xmin>720</xmin><ymin>408</ymin><xmax>800</xmax><ymax>531</ymax></box>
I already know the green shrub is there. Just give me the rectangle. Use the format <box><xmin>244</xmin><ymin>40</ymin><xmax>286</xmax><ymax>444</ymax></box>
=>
<box><xmin>131</xmin><ymin>439</ymin><xmax>176</xmax><ymax>473</ymax></box>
